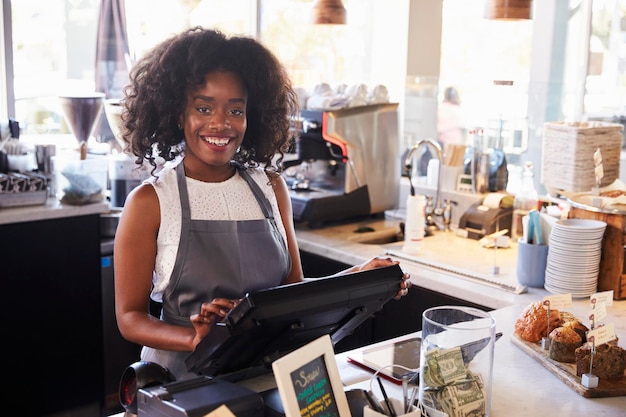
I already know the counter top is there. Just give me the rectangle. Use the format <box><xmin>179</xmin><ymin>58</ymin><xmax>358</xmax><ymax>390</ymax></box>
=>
<box><xmin>296</xmin><ymin>218</ymin><xmax>538</xmax><ymax>310</ymax></box>
<box><xmin>336</xmin><ymin>303</ymin><xmax>626</xmax><ymax>417</ymax></box>
<box><xmin>107</xmin><ymin>216</ymin><xmax>625</xmax><ymax>416</ymax></box>
<box><xmin>0</xmin><ymin>197</ymin><xmax>110</xmax><ymax>225</ymax></box>
<box><xmin>295</xmin><ymin>217</ymin><xmax>626</xmax><ymax>415</ymax></box>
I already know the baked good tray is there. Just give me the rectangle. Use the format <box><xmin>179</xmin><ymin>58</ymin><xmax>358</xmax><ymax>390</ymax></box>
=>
<box><xmin>511</xmin><ymin>333</ymin><xmax>626</xmax><ymax>398</ymax></box>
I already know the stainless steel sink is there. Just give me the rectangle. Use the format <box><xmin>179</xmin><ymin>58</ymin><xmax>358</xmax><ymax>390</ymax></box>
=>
<box><xmin>348</xmin><ymin>224</ymin><xmax>438</xmax><ymax>245</ymax></box>
<box><xmin>348</xmin><ymin>227</ymin><xmax>403</xmax><ymax>244</ymax></box>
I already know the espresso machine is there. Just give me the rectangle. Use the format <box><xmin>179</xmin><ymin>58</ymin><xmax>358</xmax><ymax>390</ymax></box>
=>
<box><xmin>282</xmin><ymin>103</ymin><xmax>400</xmax><ymax>227</ymax></box>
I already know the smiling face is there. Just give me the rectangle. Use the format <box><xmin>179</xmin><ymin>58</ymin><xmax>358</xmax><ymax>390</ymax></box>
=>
<box><xmin>180</xmin><ymin>71</ymin><xmax>248</xmax><ymax>182</ymax></box>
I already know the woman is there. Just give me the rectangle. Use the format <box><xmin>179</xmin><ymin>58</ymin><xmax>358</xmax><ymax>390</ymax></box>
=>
<box><xmin>437</xmin><ymin>86</ymin><xmax>466</xmax><ymax>146</ymax></box>
<box><xmin>114</xmin><ymin>27</ymin><xmax>410</xmax><ymax>380</ymax></box>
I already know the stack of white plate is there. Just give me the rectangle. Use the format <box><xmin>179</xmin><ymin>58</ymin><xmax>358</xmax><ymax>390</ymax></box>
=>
<box><xmin>544</xmin><ymin>219</ymin><xmax>607</xmax><ymax>298</ymax></box>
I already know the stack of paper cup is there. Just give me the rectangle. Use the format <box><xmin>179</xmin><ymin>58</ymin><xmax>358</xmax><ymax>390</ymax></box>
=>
<box><xmin>403</xmin><ymin>194</ymin><xmax>425</xmax><ymax>254</ymax></box>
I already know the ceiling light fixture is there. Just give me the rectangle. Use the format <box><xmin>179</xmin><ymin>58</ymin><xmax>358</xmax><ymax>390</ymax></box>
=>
<box><xmin>484</xmin><ymin>0</ymin><xmax>533</xmax><ymax>20</ymax></box>
<box><xmin>312</xmin><ymin>0</ymin><xmax>347</xmax><ymax>25</ymax></box>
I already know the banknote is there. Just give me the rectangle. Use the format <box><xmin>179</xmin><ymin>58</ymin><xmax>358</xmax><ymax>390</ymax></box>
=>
<box><xmin>435</xmin><ymin>346</ymin><xmax>466</xmax><ymax>384</ymax></box>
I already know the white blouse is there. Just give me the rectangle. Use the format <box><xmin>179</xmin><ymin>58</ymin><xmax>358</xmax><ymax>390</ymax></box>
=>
<box><xmin>146</xmin><ymin>160</ymin><xmax>288</xmax><ymax>297</ymax></box>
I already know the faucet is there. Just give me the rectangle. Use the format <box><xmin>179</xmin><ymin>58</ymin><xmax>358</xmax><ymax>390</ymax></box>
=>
<box><xmin>404</xmin><ymin>138</ymin><xmax>449</xmax><ymax>231</ymax></box>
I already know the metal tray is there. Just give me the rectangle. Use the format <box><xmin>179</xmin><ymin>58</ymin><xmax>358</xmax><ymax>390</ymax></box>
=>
<box><xmin>0</xmin><ymin>190</ymin><xmax>48</xmax><ymax>208</ymax></box>
<box><xmin>567</xmin><ymin>195</ymin><xmax>626</xmax><ymax>215</ymax></box>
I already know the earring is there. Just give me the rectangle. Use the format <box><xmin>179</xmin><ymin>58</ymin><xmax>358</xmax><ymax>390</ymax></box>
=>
<box><xmin>177</xmin><ymin>123</ymin><xmax>182</xmax><ymax>130</ymax></box>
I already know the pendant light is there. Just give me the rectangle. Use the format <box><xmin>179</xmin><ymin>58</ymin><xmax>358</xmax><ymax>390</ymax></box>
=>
<box><xmin>312</xmin><ymin>0</ymin><xmax>347</xmax><ymax>25</ymax></box>
<box><xmin>484</xmin><ymin>0</ymin><xmax>533</xmax><ymax>20</ymax></box>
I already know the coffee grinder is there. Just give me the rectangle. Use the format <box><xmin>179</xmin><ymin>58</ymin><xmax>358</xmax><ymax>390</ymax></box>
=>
<box><xmin>103</xmin><ymin>99</ymin><xmax>150</xmax><ymax>207</ymax></box>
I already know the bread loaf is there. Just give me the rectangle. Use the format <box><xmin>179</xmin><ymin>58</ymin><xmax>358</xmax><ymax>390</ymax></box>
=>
<box><xmin>575</xmin><ymin>344</ymin><xmax>626</xmax><ymax>380</ymax></box>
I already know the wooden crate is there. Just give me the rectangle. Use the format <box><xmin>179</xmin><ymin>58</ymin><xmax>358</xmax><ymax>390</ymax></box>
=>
<box><xmin>568</xmin><ymin>206</ymin><xmax>626</xmax><ymax>300</ymax></box>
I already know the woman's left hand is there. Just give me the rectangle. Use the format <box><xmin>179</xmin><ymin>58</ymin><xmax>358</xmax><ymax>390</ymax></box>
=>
<box><xmin>353</xmin><ymin>256</ymin><xmax>412</xmax><ymax>300</ymax></box>
<box><xmin>396</xmin><ymin>270</ymin><xmax>412</xmax><ymax>300</ymax></box>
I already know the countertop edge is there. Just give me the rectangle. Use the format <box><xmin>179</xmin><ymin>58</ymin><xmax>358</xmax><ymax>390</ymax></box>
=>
<box><xmin>295</xmin><ymin>219</ymin><xmax>534</xmax><ymax>310</ymax></box>
<box><xmin>0</xmin><ymin>198</ymin><xmax>110</xmax><ymax>225</ymax></box>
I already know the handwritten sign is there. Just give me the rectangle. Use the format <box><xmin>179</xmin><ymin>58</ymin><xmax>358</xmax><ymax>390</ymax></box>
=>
<box><xmin>590</xmin><ymin>291</ymin><xmax>613</xmax><ymax>307</ymax></box>
<box><xmin>291</xmin><ymin>355</ymin><xmax>339</xmax><ymax>417</ymax></box>
<box><xmin>587</xmin><ymin>323</ymin><xmax>616</xmax><ymax>347</ymax></box>
<box><xmin>588</xmin><ymin>303</ymin><xmax>607</xmax><ymax>324</ymax></box>
<box><xmin>542</xmin><ymin>293</ymin><xmax>572</xmax><ymax>310</ymax></box>
<box><xmin>272</xmin><ymin>335</ymin><xmax>350</xmax><ymax>417</ymax></box>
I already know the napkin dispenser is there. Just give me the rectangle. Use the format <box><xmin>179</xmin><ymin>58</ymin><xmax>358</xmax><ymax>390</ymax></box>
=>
<box><xmin>457</xmin><ymin>193</ymin><xmax>513</xmax><ymax>240</ymax></box>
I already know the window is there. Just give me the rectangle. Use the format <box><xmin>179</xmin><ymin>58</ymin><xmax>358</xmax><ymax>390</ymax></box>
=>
<box><xmin>438</xmin><ymin>0</ymin><xmax>534</xmax><ymax>166</ymax></box>
<box><xmin>585</xmin><ymin>0</ymin><xmax>626</xmax><ymax>116</ymax></box>
<box><xmin>3</xmin><ymin>1</ymin><xmax>623</xmax><ymax>141</ymax></box>
<box><xmin>5</xmin><ymin>0</ymin><xmax>406</xmax><ymax>137</ymax></box>
<box><xmin>437</xmin><ymin>0</ymin><xmax>625</xmax><ymax>189</ymax></box>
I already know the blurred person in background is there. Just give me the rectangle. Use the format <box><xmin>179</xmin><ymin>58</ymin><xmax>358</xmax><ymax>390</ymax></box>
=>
<box><xmin>437</xmin><ymin>86</ymin><xmax>466</xmax><ymax>146</ymax></box>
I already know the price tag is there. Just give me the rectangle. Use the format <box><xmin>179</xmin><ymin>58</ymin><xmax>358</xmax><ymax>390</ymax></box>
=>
<box><xmin>591</xmin><ymin>291</ymin><xmax>613</xmax><ymax>307</ymax></box>
<box><xmin>587</xmin><ymin>323</ymin><xmax>616</xmax><ymax>347</ymax></box>
<box><xmin>594</xmin><ymin>164</ymin><xmax>604</xmax><ymax>181</ymax></box>
<box><xmin>593</xmin><ymin>148</ymin><xmax>603</xmax><ymax>166</ymax></box>
<box><xmin>543</xmin><ymin>294</ymin><xmax>572</xmax><ymax>310</ymax></box>
<box><xmin>588</xmin><ymin>303</ymin><xmax>607</xmax><ymax>323</ymax></box>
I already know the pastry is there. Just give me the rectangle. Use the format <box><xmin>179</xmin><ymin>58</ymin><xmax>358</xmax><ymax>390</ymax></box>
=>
<box><xmin>515</xmin><ymin>302</ymin><xmax>562</xmax><ymax>343</ymax></box>
<box><xmin>575</xmin><ymin>343</ymin><xmax>626</xmax><ymax>380</ymax></box>
<box><xmin>559</xmin><ymin>311</ymin><xmax>577</xmax><ymax>324</ymax></box>
<box><xmin>548</xmin><ymin>326</ymin><xmax>582</xmax><ymax>363</ymax></box>
<box><xmin>561</xmin><ymin>319</ymin><xmax>589</xmax><ymax>343</ymax></box>
<box><xmin>600</xmin><ymin>189</ymin><xmax>626</xmax><ymax>198</ymax></box>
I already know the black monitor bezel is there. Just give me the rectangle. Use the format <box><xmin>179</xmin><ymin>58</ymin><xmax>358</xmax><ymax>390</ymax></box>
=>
<box><xmin>185</xmin><ymin>264</ymin><xmax>404</xmax><ymax>379</ymax></box>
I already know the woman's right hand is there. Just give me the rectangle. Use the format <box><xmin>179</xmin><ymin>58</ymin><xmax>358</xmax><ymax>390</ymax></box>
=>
<box><xmin>189</xmin><ymin>298</ymin><xmax>238</xmax><ymax>348</ymax></box>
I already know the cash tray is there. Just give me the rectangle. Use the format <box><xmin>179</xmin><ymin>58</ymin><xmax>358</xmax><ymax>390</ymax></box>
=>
<box><xmin>511</xmin><ymin>333</ymin><xmax>626</xmax><ymax>398</ymax></box>
<box><xmin>0</xmin><ymin>190</ymin><xmax>48</xmax><ymax>208</ymax></box>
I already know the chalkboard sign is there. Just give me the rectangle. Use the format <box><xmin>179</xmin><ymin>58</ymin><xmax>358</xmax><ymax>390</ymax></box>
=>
<box><xmin>292</xmin><ymin>355</ymin><xmax>340</xmax><ymax>417</ymax></box>
<box><xmin>272</xmin><ymin>335</ymin><xmax>351</xmax><ymax>417</ymax></box>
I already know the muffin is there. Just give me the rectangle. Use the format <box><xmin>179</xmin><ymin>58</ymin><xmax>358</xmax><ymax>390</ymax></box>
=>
<box><xmin>515</xmin><ymin>302</ymin><xmax>562</xmax><ymax>343</ymax></box>
<box><xmin>548</xmin><ymin>326</ymin><xmax>583</xmax><ymax>363</ymax></box>
<box><xmin>561</xmin><ymin>319</ymin><xmax>589</xmax><ymax>343</ymax></box>
<box><xmin>559</xmin><ymin>311</ymin><xmax>577</xmax><ymax>324</ymax></box>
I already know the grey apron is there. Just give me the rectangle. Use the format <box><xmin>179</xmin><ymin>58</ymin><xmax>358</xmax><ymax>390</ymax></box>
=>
<box><xmin>141</xmin><ymin>162</ymin><xmax>291</xmax><ymax>379</ymax></box>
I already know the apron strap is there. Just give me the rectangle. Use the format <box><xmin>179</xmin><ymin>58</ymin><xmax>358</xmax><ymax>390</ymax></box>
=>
<box><xmin>237</xmin><ymin>167</ymin><xmax>275</xmax><ymax>220</ymax></box>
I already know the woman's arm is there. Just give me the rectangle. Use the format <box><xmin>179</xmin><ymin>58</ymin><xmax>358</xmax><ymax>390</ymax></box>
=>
<box><xmin>270</xmin><ymin>173</ymin><xmax>410</xmax><ymax>298</ymax></box>
<box><xmin>271</xmin><ymin>172</ymin><xmax>304</xmax><ymax>284</ymax></box>
<box><xmin>114</xmin><ymin>183</ymin><xmax>230</xmax><ymax>351</ymax></box>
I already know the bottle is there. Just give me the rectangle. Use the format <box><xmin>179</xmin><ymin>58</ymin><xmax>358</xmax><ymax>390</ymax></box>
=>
<box><xmin>403</xmin><ymin>194</ymin><xmax>426</xmax><ymax>254</ymax></box>
<box><xmin>489</xmin><ymin>131</ymin><xmax>509</xmax><ymax>192</ymax></box>
<box><xmin>512</xmin><ymin>161</ymin><xmax>538</xmax><ymax>242</ymax></box>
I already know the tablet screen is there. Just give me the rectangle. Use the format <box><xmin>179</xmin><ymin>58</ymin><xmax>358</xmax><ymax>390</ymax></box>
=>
<box><xmin>360</xmin><ymin>337</ymin><xmax>421</xmax><ymax>381</ymax></box>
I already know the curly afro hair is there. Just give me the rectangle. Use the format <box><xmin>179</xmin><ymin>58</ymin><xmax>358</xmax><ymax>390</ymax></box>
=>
<box><xmin>121</xmin><ymin>27</ymin><xmax>299</xmax><ymax>173</ymax></box>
